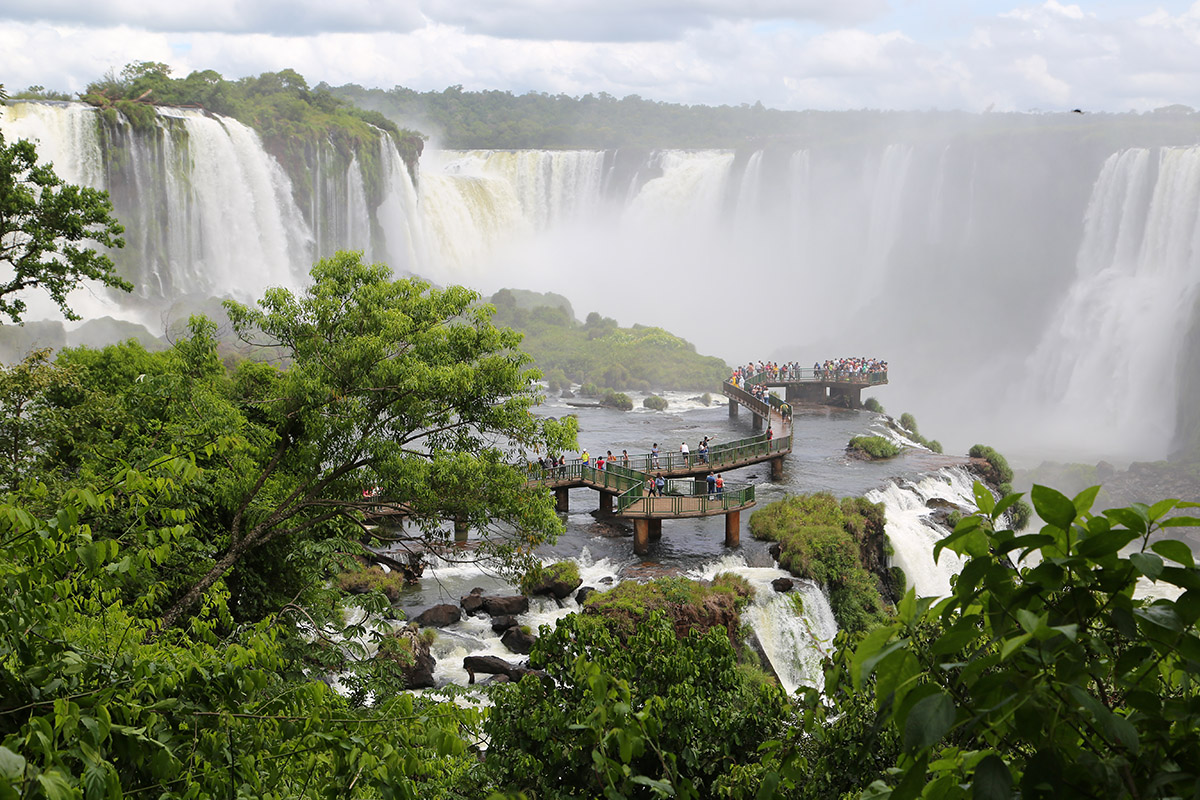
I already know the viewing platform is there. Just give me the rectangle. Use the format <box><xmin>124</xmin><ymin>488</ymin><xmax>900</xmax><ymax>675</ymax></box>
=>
<box><xmin>725</xmin><ymin>367</ymin><xmax>887</xmax><ymax>414</ymax></box>
<box><xmin>530</xmin><ymin>408</ymin><xmax>792</xmax><ymax>554</ymax></box>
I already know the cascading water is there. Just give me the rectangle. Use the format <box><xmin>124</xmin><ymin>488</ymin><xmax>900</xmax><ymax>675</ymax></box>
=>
<box><xmin>1024</xmin><ymin>146</ymin><xmax>1200</xmax><ymax>460</ymax></box>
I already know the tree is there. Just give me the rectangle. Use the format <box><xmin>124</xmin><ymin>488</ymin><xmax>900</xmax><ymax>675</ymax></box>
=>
<box><xmin>160</xmin><ymin>251</ymin><xmax>576</xmax><ymax>628</ymax></box>
<box><xmin>0</xmin><ymin>132</ymin><xmax>130</xmax><ymax>323</ymax></box>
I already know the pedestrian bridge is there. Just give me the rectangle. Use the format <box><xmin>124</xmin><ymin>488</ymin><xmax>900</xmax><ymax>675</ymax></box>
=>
<box><xmin>530</xmin><ymin>405</ymin><xmax>791</xmax><ymax>554</ymax></box>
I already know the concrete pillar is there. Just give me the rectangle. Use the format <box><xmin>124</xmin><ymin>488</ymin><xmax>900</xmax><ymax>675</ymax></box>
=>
<box><xmin>454</xmin><ymin>515</ymin><xmax>468</xmax><ymax>543</ymax></box>
<box><xmin>771</xmin><ymin>457</ymin><xmax>784</xmax><ymax>482</ymax></box>
<box><xmin>649</xmin><ymin>519</ymin><xmax>662</xmax><ymax>541</ymax></box>
<box><xmin>555</xmin><ymin>487</ymin><xmax>569</xmax><ymax>512</ymax></box>
<box><xmin>634</xmin><ymin>519</ymin><xmax>651</xmax><ymax>555</ymax></box>
<box><xmin>724</xmin><ymin>511</ymin><xmax>740</xmax><ymax>547</ymax></box>
<box><xmin>752</xmin><ymin>414</ymin><xmax>762</xmax><ymax>432</ymax></box>
<box><xmin>728</xmin><ymin>400</ymin><xmax>739</xmax><ymax>418</ymax></box>
<box><xmin>599</xmin><ymin>492</ymin><xmax>612</xmax><ymax>513</ymax></box>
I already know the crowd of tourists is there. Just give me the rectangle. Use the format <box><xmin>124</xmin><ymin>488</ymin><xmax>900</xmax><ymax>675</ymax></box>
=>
<box><xmin>730</xmin><ymin>357</ymin><xmax>888</xmax><ymax>387</ymax></box>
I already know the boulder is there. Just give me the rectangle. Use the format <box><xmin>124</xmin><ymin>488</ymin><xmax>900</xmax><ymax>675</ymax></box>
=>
<box><xmin>414</xmin><ymin>603</ymin><xmax>461</xmax><ymax>627</ymax></box>
<box><xmin>482</xmin><ymin>595</ymin><xmax>530</xmax><ymax>616</ymax></box>
<box><xmin>576</xmin><ymin>586</ymin><xmax>595</xmax><ymax>605</ymax></box>
<box><xmin>460</xmin><ymin>587</ymin><xmax>486</xmax><ymax>614</ymax></box>
<box><xmin>463</xmin><ymin>655</ymin><xmax>521</xmax><ymax>684</ymax></box>
<box><xmin>502</xmin><ymin>627</ymin><xmax>536</xmax><ymax>655</ymax></box>
<box><xmin>526</xmin><ymin>572</ymin><xmax>583</xmax><ymax>601</ymax></box>
<box><xmin>771</xmin><ymin>577</ymin><xmax>795</xmax><ymax>593</ymax></box>
<box><xmin>378</xmin><ymin>625</ymin><xmax>435</xmax><ymax>689</ymax></box>
<box><xmin>768</xmin><ymin>542</ymin><xmax>781</xmax><ymax>561</ymax></box>
<box><xmin>491</xmin><ymin>615</ymin><xmax>520</xmax><ymax>633</ymax></box>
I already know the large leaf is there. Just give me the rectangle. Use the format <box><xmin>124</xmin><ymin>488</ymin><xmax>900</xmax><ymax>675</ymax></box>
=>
<box><xmin>972</xmin><ymin>754</ymin><xmax>1013</xmax><ymax>800</ymax></box>
<box><xmin>1031</xmin><ymin>485</ymin><xmax>1076</xmax><ymax>531</ymax></box>
<box><xmin>902</xmin><ymin>690</ymin><xmax>956</xmax><ymax>752</ymax></box>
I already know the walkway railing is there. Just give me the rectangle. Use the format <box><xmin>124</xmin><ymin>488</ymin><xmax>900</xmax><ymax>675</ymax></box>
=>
<box><xmin>741</xmin><ymin>368</ymin><xmax>888</xmax><ymax>386</ymax></box>
<box><xmin>614</xmin><ymin>478</ymin><xmax>755</xmax><ymax>515</ymax></box>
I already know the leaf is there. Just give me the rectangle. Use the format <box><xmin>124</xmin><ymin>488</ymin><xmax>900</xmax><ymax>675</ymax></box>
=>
<box><xmin>999</xmin><ymin>633</ymin><xmax>1032</xmax><ymax>661</ymax></box>
<box><xmin>1072</xmin><ymin>486</ymin><xmax>1101</xmax><ymax>515</ymax></box>
<box><xmin>1031</xmin><ymin>485</ymin><xmax>1076</xmax><ymax>531</ymax></box>
<box><xmin>993</xmin><ymin>491</ymin><xmax>1024</xmax><ymax>521</ymax></box>
<box><xmin>973</xmin><ymin>483</ymin><xmax>996</xmax><ymax>516</ymax></box>
<box><xmin>1160</xmin><ymin>516</ymin><xmax>1200</xmax><ymax>530</ymax></box>
<box><xmin>1105</xmin><ymin>507</ymin><xmax>1148</xmax><ymax>536</ymax></box>
<box><xmin>0</xmin><ymin>746</ymin><xmax>26</xmax><ymax>781</ymax></box>
<box><xmin>1076</xmin><ymin>529</ymin><xmax>1137</xmax><ymax>559</ymax></box>
<box><xmin>972</xmin><ymin>754</ymin><xmax>1013</xmax><ymax>800</ymax></box>
<box><xmin>1130</xmin><ymin>552</ymin><xmax>1163</xmax><ymax>580</ymax></box>
<box><xmin>902</xmin><ymin>690</ymin><xmax>956</xmax><ymax>752</ymax></box>
<box><xmin>37</xmin><ymin>771</ymin><xmax>74</xmax><ymax>800</ymax></box>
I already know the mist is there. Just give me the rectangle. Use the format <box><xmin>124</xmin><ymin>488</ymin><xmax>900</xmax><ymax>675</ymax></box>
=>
<box><xmin>5</xmin><ymin>101</ymin><xmax>1200</xmax><ymax>467</ymax></box>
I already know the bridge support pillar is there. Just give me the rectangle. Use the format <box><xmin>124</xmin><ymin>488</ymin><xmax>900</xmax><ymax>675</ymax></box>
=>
<box><xmin>728</xmin><ymin>400</ymin><xmax>738</xmax><ymax>418</ymax></box>
<box><xmin>724</xmin><ymin>511</ymin><xmax>740</xmax><ymax>548</ymax></box>
<box><xmin>598</xmin><ymin>492</ymin><xmax>613</xmax><ymax>514</ymax></box>
<box><xmin>555</xmin><ymin>487</ymin><xmax>569</xmax><ymax>512</ymax></box>
<box><xmin>649</xmin><ymin>519</ymin><xmax>662</xmax><ymax>541</ymax></box>
<box><xmin>454</xmin><ymin>515</ymin><xmax>468</xmax><ymax>543</ymax></box>
<box><xmin>634</xmin><ymin>519</ymin><xmax>651</xmax><ymax>555</ymax></box>
<box><xmin>770</xmin><ymin>457</ymin><xmax>784</xmax><ymax>482</ymax></box>
<box><xmin>752</xmin><ymin>414</ymin><xmax>762</xmax><ymax>432</ymax></box>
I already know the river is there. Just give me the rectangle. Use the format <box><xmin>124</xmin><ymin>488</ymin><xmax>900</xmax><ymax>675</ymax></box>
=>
<box><xmin>386</xmin><ymin>389</ymin><xmax>978</xmax><ymax>694</ymax></box>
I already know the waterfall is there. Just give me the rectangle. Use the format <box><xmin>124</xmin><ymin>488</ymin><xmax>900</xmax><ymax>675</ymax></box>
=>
<box><xmin>1025</xmin><ymin>146</ymin><xmax>1200</xmax><ymax>459</ymax></box>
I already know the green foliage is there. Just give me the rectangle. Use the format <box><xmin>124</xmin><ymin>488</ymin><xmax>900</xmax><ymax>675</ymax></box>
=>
<box><xmin>484</xmin><ymin>611</ymin><xmax>791</xmax><ymax>798</ymax></box>
<box><xmin>849</xmin><ymin>435</ymin><xmax>902</xmax><ymax>459</ymax></box>
<box><xmin>600</xmin><ymin>390</ymin><xmax>634</xmax><ymax>411</ymax></box>
<box><xmin>751</xmin><ymin>493</ymin><xmax>889</xmax><ymax>633</ymax></box>
<box><xmin>336</xmin><ymin>564</ymin><xmax>407</xmax><ymax>602</ymax></box>
<box><xmin>863</xmin><ymin>396</ymin><xmax>885</xmax><ymax>413</ymax></box>
<box><xmin>643</xmin><ymin>394</ymin><xmax>669</xmax><ymax>410</ymax></box>
<box><xmin>583</xmin><ymin>576</ymin><xmax>752</xmax><ymax>643</ymax></box>
<box><xmin>969</xmin><ymin>443</ymin><xmax>1015</xmax><ymax>484</ymax></box>
<box><xmin>0</xmin><ymin>132</ymin><xmax>131</xmax><ymax>322</ymax></box>
<box><xmin>836</xmin><ymin>484</ymin><xmax>1200</xmax><ymax>799</ymax></box>
<box><xmin>898</xmin><ymin>412</ymin><xmax>918</xmax><ymax>433</ymax></box>
<box><xmin>490</xmin><ymin>293</ymin><xmax>728</xmax><ymax>391</ymax></box>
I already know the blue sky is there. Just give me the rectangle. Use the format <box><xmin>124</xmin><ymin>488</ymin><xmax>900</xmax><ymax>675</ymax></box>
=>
<box><xmin>1</xmin><ymin>1</ymin><xmax>1198</xmax><ymax>112</ymax></box>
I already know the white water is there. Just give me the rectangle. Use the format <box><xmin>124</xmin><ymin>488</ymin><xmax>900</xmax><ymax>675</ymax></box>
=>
<box><xmin>5</xmin><ymin>102</ymin><xmax>1200</xmax><ymax>464</ymax></box>
<box><xmin>866</xmin><ymin>467</ymin><xmax>977</xmax><ymax>598</ymax></box>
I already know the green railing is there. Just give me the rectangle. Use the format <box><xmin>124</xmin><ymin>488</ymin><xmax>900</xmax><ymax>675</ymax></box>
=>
<box><xmin>614</xmin><ymin>477</ymin><xmax>755</xmax><ymax>515</ymax></box>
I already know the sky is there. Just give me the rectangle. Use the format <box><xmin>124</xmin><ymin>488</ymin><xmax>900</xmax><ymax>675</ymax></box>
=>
<box><xmin>1</xmin><ymin>1</ymin><xmax>1199</xmax><ymax>113</ymax></box>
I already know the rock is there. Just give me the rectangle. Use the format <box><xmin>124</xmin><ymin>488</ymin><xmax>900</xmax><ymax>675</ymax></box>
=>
<box><xmin>599</xmin><ymin>576</ymin><xmax>614</xmax><ymax>585</ymax></box>
<box><xmin>1096</xmin><ymin>460</ymin><xmax>1115</xmax><ymax>479</ymax></box>
<box><xmin>502</xmin><ymin>627</ymin><xmax>536</xmax><ymax>655</ymax></box>
<box><xmin>560</xmin><ymin>389</ymin><xmax>575</xmax><ymax>398</ymax></box>
<box><xmin>491</xmin><ymin>615</ymin><xmax>519</xmax><ymax>633</ymax></box>
<box><xmin>414</xmin><ymin>603</ymin><xmax>461</xmax><ymax>627</ymax></box>
<box><xmin>463</xmin><ymin>655</ymin><xmax>521</xmax><ymax>684</ymax></box>
<box><xmin>378</xmin><ymin>625</ymin><xmax>435</xmax><ymax>689</ymax></box>
<box><xmin>576</xmin><ymin>586</ymin><xmax>595</xmax><ymax>605</ymax></box>
<box><xmin>925</xmin><ymin>497</ymin><xmax>957</xmax><ymax>510</ymax></box>
<box><xmin>768</xmin><ymin>542</ymin><xmax>781</xmax><ymax>561</ymax></box>
<box><xmin>526</xmin><ymin>572</ymin><xmax>583</xmax><ymax>601</ymax></box>
<box><xmin>482</xmin><ymin>595</ymin><xmax>530</xmax><ymax>616</ymax></box>
<box><xmin>771</xmin><ymin>577</ymin><xmax>795</xmax><ymax>593</ymax></box>
<box><xmin>460</xmin><ymin>587</ymin><xmax>486</xmax><ymax>614</ymax></box>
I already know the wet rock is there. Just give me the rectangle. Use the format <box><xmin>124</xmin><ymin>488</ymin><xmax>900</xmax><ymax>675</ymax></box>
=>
<box><xmin>460</xmin><ymin>587</ymin><xmax>486</xmax><ymax>614</ymax></box>
<box><xmin>599</xmin><ymin>576</ymin><xmax>615</xmax><ymax>585</ymax></box>
<box><xmin>483</xmin><ymin>595</ymin><xmax>530</xmax><ymax>616</ymax></box>
<box><xmin>768</xmin><ymin>542</ymin><xmax>781</xmax><ymax>561</ymax></box>
<box><xmin>771</xmin><ymin>577</ymin><xmax>795</xmax><ymax>593</ymax></box>
<box><xmin>576</xmin><ymin>586</ymin><xmax>595</xmax><ymax>605</ymax></box>
<box><xmin>378</xmin><ymin>625</ymin><xmax>435</xmax><ymax>689</ymax></box>
<box><xmin>925</xmin><ymin>497</ymin><xmax>957</xmax><ymax>510</ymax></box>
<box><xmin>526</xmin><ymin>572</ymin><xmax>583</xmax><ymax>600</ymax></box>
<box><xmin>414</xmin><ymin>603</ymin><xmax>461</xmax><ymax>627</ymax></box>
<box><xmin>463</xmin><ymin>655</ymin><xmax>520</xmax><ymax>684</ymax></box>
<box><xmin>560</xmin><ymin>389</ymin><xmax>575</xmax><ymax>398</ymax></box>
<box><xmin>502</xmin><ymin>627</ymin><xmax>536</xmax><ymax>655</ymax></box>
<box><xmin>491</xmin><ymin>615</ymin><xmax>519</xmax><ymax>633</ymax></box>
<box><xmin>1096</xmin><ymin>460</ymin><xmax>1115</xmax><ymax>480</ymax></box>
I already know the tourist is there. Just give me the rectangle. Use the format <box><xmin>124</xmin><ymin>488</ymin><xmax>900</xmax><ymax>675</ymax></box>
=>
<box><xmin>646</xmin><ymin>476</ymin><xmax>656</xmax><ymax>496</ymax></box>
<box><xmin>622</xmin><ymin>449</ymin><xmax>629</xmax><ymax>468</ymax></box>
<box><xmin>651</xmin><ymin>443</ymin><xmax>660</xmax><ymax>468</ymax></box>
<box><xmin>715</xmin><ymin>474</ymin><xmax>724</xmax><ymax>495</ymax></box>
<box><xmin>655</xmin><ymin>473</ymin><xmax>665</xmax><ymax>495</ymax></box>
<box><xmin>681</xmin><ymin>441</ymin><xmax>690</xmax><ymax>466</ymax></box>
<box><xmin>581</xmin><ymin>448</ymin><xmax>590</xmax><ymax>466</ymax></box>
<box><xmin>706</xmin><ymin>472</ymin><xmax>716</xmax><ymax>496</ymax></box>
<box><xmin>596</xmin><ymin>455</ymin><xmax>605</xmax><ymax>471</ymax></box>
<box><xmin>767</xmin><ymin>426</ymin><xmax>773</xmax><ymax>442</ymax></box>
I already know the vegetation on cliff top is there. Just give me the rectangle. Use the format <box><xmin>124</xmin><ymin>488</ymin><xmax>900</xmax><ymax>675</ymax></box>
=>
<box><xmin>750</xmin><ymin>493</ymin><xmax>893</xmax><ymax>633</ymax></box>
<box><xmin>848</xmin><ymin>434</ymin><xmax>902</xmax><ymax>460</ymax></box>
<box><xmin>490</xmin><ymin>289</ymin><xmax>728</xmax><ymax>392</ymax></box>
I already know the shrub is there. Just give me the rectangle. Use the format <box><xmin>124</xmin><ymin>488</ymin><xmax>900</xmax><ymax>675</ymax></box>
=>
<box><xmin>927</xmin><ymin>439</ymin><xmax>944</xmax><ymax>454</ymax></box>
<box><xmin>969</xmin><ymin>443</ymin><xmax>1015</xmax><ymax>484</ymax></box>
<box><xmin>643</xmin><ymin>394</ymin><xmax>669</xmax><ymax>410</ymax></box>
<box><xmin>580</xmin><ymin>381</ymin><xmax>600</xmax><ymax>397</ymax></box>
<box><xmin>599</xmin><ymin>390</ymin><xmax>633</xmax><ymax>411</ymax></box>
<box><xmin>848</xmin><ymin>435</ymin><xmax>901</xmax><ymax>459</ymax></box>
<box><xmin>749</xmin><ymin>492</ymin><xmax>844</xmax><ymax>541</ymax></box>
<box><xmin>863</xmin><ymin>397</ymin><xmax>885</xmax><ymax>413</ymax></box>
<box><xmin>700</xmin><ymin>392</ymin><xmax>712</xmax><ymax>406</ymax></box>
<box><xmin>899</xmin><ymin>412</ymin><xmax>918</xmax><ymax>433</ymax></box>
<box><xmin>519</xmin><ymin>560</ymin><xmax>581</xmax><ymax>594</ymax></box>
<box><xmin>335</xmin><ymin>565</ymin><xmax>405</xmax><ymax>602</ymax></box>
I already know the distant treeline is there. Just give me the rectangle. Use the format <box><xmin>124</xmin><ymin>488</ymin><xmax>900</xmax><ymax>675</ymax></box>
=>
<box><xmin>324</xmin><ymin>82</ymin><xmax>1200</xmax><ymax>151</ymax></box>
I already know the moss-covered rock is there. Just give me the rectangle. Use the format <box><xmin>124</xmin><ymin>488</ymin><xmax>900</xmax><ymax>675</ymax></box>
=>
<box><xmin>848</xmin><ymin>435</ymin><xmax>901</xmax><ymax>459</ymax></box>
<box><xmin>520</xmin><ymin>560</ymin><xmax>582</xmax><ymax>600</ymax></box>
<box><xmin>643</xmin><ymin>394</ymin><xmax>669</xmax><ymax>410</ymax></box>
<box><xmin>583</xmin><ymin>574</ymin><xmax>753</xmax><ymax>647</ymax></box>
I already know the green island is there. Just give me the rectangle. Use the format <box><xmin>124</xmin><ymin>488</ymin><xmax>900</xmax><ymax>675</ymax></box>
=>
<box><xmin>3</xmin><ymin>77</ymin><xmax>1200</xmax><ymax>800</ymax></box>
